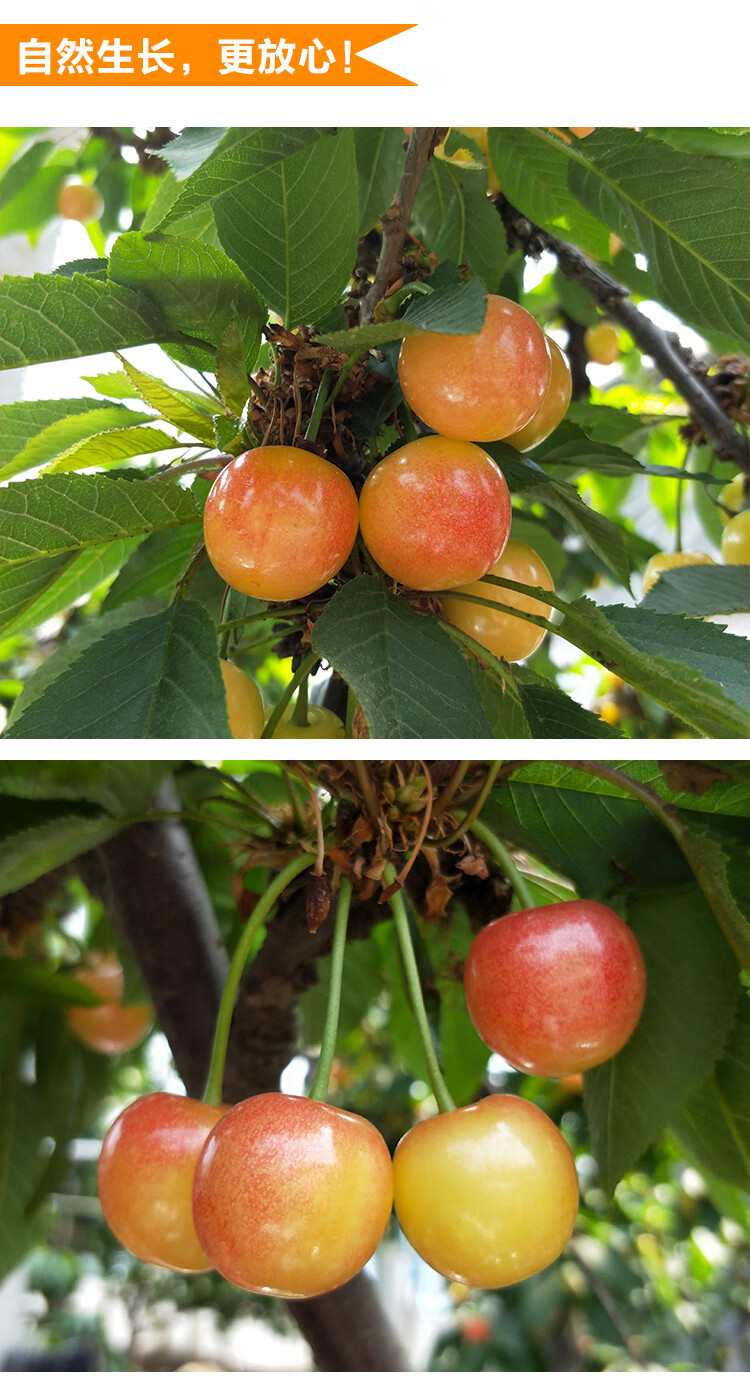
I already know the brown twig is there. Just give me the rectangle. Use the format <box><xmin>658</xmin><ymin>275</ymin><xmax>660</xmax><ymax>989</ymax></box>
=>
<box><xmin>498</xmin><ymin>197</ymin><xmax>750</xmax><ymax>472</ymax></box>
<box><xmin>359</xmin><ymin>129</ymin><xmax>439</xmax><ymax>325</ymax></box>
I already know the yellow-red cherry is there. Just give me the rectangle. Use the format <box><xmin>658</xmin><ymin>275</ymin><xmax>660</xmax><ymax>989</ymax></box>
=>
<box><xmin>393</xmin><ymin>1094</ymin><xmax>579</xmax><ymax>1289</ymax></box>
<box><xmin>504</xmin><ymin>338</ymin><xmax>572</xmax><ymax>450</ymax></box>
<box><xmin>398</xmin><ymin>295</ymin><xmax>551</xmax><ymax>442</ymax></box>
<box><xmin>220</xmin><ymin>659</ymin><xmax>264</xmax><ymax>738</ymax></box>
<box><xmin>441</xmin><ymin>540</ymin><xmax>554</xmax><ymax>662</ymax></box>
<box><xmin>464</xmin><ymin>900</ymin><xmax>646</xmax><ymax>1077</ymax></box>
<box><xmin>192</xmin><ymin>1092</ymin><xmax>393</xmax><ymax>1298</ymax></box>
<box><xmin>358</xmin><ymin>434</ymin><xmax>511</xmax><ymax>590</ymax></box>
<box><xmin>203</xmin><ymin>446</ymin><xmax>359</xmax><ymax>601</ymax></box>
<box><xmin>67</xmin><ymin>952</ymin><xmax>153</xmax><ymax>1055</ymax></box>
<box><xmin>98</xmin><ymin>1092</ymin><xmax>229</xmax><ymax>1272</ymax></box>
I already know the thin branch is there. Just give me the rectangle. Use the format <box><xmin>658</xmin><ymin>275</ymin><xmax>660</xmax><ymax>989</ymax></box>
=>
<box><xmin>498</xmin><ymin>197</ymin><xmax>750</xmax><ymax>472</ymax></box>
<box><xmin>359</xmin><ymin>129</ymin><xmax>438</xmax><ymax>326</ymax></box>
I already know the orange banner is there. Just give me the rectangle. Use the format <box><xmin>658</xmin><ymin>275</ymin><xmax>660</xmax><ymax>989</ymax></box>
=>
<box><xmin>0</xmin><ymin>24</ymin><xmax>415</xmax><ymax>86</ymax></box>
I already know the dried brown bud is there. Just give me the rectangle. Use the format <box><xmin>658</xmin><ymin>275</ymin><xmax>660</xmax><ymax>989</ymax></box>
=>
<box><xmin>306</xmin><ymin>872</ymin><xmax>331</xmax><ymax>934</ymax></box>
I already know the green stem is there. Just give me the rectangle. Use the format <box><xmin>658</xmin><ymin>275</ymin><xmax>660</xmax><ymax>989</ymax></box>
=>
<box><xmin>290</xmin><ymin>674</ymin><xmax>310</xmax><ymax>727</ymax></box>
<box><xmin>308</xmin><ymin>876</ymin><xmax>353</xmax><ymax>1102</ymax></box>
<box><xmin>432</xmin><ymin>760</ymin><xmax>471</xmax><ymax>817</ymax></box>
<box><xmin>305</xmin><ymin>368</ymin><xmax>334</xmax><ymax>442</ymax></box>
<box><xmin>469</xmin><ymin>817</ymin><xmax>536</xmax><ymax>911</ymax></box>
<box><xmin>675</xmin><ymin>444</ymin><xmax>693</xmax><ymax>553</ymax></box>
<box><xmin>217</xmin><ymin>608</ymin><xmax>304</xmax><ymax>635</ymax></box>
<box><xmin>399</xmin><ymin>402</ymin><xmax>417</xmax><ymax>444</ymax></box>
<box><xmin>202</xmin><ymin>852</ymin><xmax>314</xmax><ymax>1105</ymax></box>
<box><xmin>429</xmin><ymin>762</ymin><xmax>502</xmax><ymax>849</ymax></box>
<box><xmin>261</xmin><ymin>651</ymin><xmax>317</xmax><ymax>738</ymax></box>
<box><xmin>385</xmin><ymin>864</ymin><xmax>456</xmax><ymax>1115</ymax></box>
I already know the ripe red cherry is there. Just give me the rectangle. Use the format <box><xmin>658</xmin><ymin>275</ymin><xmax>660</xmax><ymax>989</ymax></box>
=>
<box><xmin>397</xmin><ymin>295</ymin><xmax>551</xmax><ymax>442</ymax></box>
<box><xmin>192</xmin><ymin>1092</ymin><xmax>393</xmax><ymax>1298</ymax></box>
<box><xmin>98</xmin><ymin>1093</ymin><xmax>229</xmax><ymax>1272</ymax></box>
<box><xmin>67</xmin><ymin>952</ymin><xmax>153</xmax><ymax>1055</ymax></box>
<box><xmin>203</xmin><ymin>446</ymin><xmax>359</xmax><ymax>601</ymax></box>
<box><xmin>358</xmin><ymin>434</ymin><xmax>511</xmax><ymax>590</ymax></box>
<box><xmin>393</xmin><ymin>1094</ymin><xmax>578</xmax><ymax>1288</ymax></box>
<box><xmin>464</xmin><ymin>900</ymin><xmax>646</xmax><ymax>1077</ymax></box>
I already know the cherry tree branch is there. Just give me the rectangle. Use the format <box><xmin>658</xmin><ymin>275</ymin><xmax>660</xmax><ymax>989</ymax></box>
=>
<box><xmin>497</xmin><ymin>197</ymin><xmax>750</xmax><ymax>472</ymax></box>
<box><xmin>359</xmin><ymin>128</ymin><xmax>439</xmax><ymax>326</ymax></box>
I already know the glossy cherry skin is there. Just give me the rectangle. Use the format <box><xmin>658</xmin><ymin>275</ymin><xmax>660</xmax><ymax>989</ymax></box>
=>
<box><xmin>67</xmin><ymin>953</ymin><xmax>153</xmax><ymax>1055</ymax></box>
<box><xmin>464</xmin><ymin>901</ymin><xmax>646</xmax><ymax>1077</ymax></box>
<box><xmin>441</xmin><ymin>540</ymin><xmax>554</xmax><ymax>662</ymax></box>
<box><xmin>504</xmin><ymin>338</ymin><xmax>572</xmax><ymax>450</ymax></box>
<box><xmin>98</xmin><ymin>1092</ymin><xmax>229</xmax><ymax>1272</ymax></box>
<box><xmin>398</xmin><ymin>295</ymin><xmax>551</xmax><ymax>442</ymax></box>
<box><xmin>358</xmin><ymin>435</ymin><xmax>511</xmax><ymax>590</ymax></box>
<box><xmin>642</xmin><ymin>550</ymin><xmax>715</xmax><ymax>595</ymax></box>
<box><xmin>203</xmin><ymin>446</ymin><xmax>359</xmax><ymax>601</ymax></box>
<box><xmin>192</xmin><ymin>1093</ymin><xmax>393</xmax><ymax>1298</ymax></box>
<box><xmin>393</xmin><ymin>1094</ymin><xmax>579</xmax><ymax>1289</ymax></box>
<box><xmin>721</xmin><ymin>509</ymin><xmax>750</xmax><ymax>563</ymax></box>
<box><xmin>265</xmin><ymin>704</ymin><xmax>346</xmax><ymax>738</ymax></box>
<box><xmin>220</xmin><ymin>659</ymin><xmax>264</xmax><ymax>738</ymax></box>
<box><xmin>584</xmin><ymin>322</ymin><xmax>619</xmax><ymax>365</ymax></box>
<box><xmin>718</xmin><ymin>474</ymin><xmax>748</xmax><ymax>526</ymax></box>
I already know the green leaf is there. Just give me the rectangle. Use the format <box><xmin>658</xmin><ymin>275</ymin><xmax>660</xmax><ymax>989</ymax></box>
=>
<box><xmin>532</xmin><ymin>422</ymin><xmax>646</xmax><ymax>476</ymax></box>
<box><xmin>0</xmin><ymin>398</ymin><xmax>136</xmax><ymax>475</ymax></box>
<box><xmin>470</xmin><ymin>664</ymin><xmax>531</xmax><ymax>737</ymax></box>
<box><xmin>299</xmin><ymin>937</ymin><xmax>382</xmax><ymax>1044</ymax></box>
<box><xmin>312</xmin><ymin>575</ymin><xmax>492</xmax><ymax>738</ymax></box>
<box><xmin>486</xmin><ymin>128</ymin><xmax>611</xmax><ymax>258</ymax></box>
<box><xmin>517</xmin><ymin>682</ymin><xmax>622</xmax><ymax>738</ymax></box>
<box><xmin>0</xmin><ymin>958</ymin><xmax>104</xmax><ymax>1008</ymax></box>
<box><xmin>1</xmin><ymin>474</ymin><xmax>200</xmax><ymax>568</ymax></box>
<box><xmin>412</xmin><ymin>159</ymin><xmax>507</xmax><ymax>290</ymax></box>
<box><xmin>115</xmin><ymin>354</ymin><xmax>217</xmax><ymax>444</ymax></box>
<box><xmin>319</xmin><ymin>279</ymin><xmax>488</xmax><ymax>354</ymax></box>
<box><xmin>1</xmin><ymin>538</ymin><xmax>141</xmax><ymax>638</ymax></box>
<box><xmin>0</xmin><ymin>808</ymin><xmax>124</xmax><ymax>897</ymax></box>
<box><xmin>214</xmin><ymin>130</ymin><xmax>359</xmax><ymax>327</ymax></box>
<box><xmin>420</xmin><ymin>907</ymin><xmax>491</xmax><ymax>1106</ymax></box>
<box><xmin>0</xmin><ymin>1009</ymin><xmax>53</xmax><ymax>1279</ymax></box>
<box><xmin>108</xmin><ymin>232</ymin><xmax>264</xmax><ymax>368</ymax></box>
<box><xmin>503</xmin><ymin>760</ymin><xmax>750</xmax><ymax>819</ymax></box>
<box><xmin>640</xmin><ymin>564</ymin><xmax>750</xmax><ymax>616</ymax></box>
<box><xmin>643</xmin><ymin>127</ymin><xmax>750</xmax><ymax>162</ymax></box>
<box><xmin>0</xmin><ymin>761</ymin><xmax>171</xmax><ymax>815</ymax></box>
<box><xmin>81</xmin><ymin>371</ymin><xmax>142</xmax><ymax>400</ymax></box>
<box><xmin>161</xmin><ymin>128</ymin><xmax>328</xmax><ymax>232</ymax></box>
<box><xmin>4</xmin><ymin>600</ymin><xmax>229</xmax><ymax>739</ymax></box>
<box><xmin>160</xmin><ymin>127</ymin><xmax>231</xmax><ymax>180</ymax></box>
<box><xmin>41</xmin><ymin>424</ymin><xmax>181</xmax><ymax>475</ymax></box>
<box><xmin>354</xmin><ymin>127</ymin><xmax>405</xmax><ymax>235</ymax></box>
<box><xmin>0</xmin><ymin>273</ymin><xmax>166</xmax><ymax>370</ymax></box>
<box><xmin>215</xmin><ymin>313</ymin><xmax>251</xmax><ymax>416</ymax></box>
<box><xmin>670</xmin><ymin>994</ymin><xmax>750</xmax><ymax>1189</ymax></box>
<box><xmin>101</xmin><ymin>524</ymin><xmax>202</xmax><ymax>611</ymax></box>
<box><xmin>584</xmin><ymin>885</ymin><xmax>742</xmax><ymax>1193</ymax></box>
<box><xmin>0</xmin><ymin>406</ymin><xmax>159</xmax><ymax>482</ymax></box>
<box><xmin>568</xmin><ymin>129</ymin><xmax>750</xmax><ymax>348</ymax></box>
<box><xmin>53</xmin><ymin>258</ymin><xmax>108</xmax><ymax>280</ymax></box>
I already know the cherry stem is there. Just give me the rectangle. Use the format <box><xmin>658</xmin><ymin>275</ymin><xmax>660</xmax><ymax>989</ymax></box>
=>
<box><xmin>202</xmin><ymin>852</ymin><xmax>314</xmax><ymax>1106</ymax></box>
<box><xmin>385</xmin><ymin>862</ymin><xmax>456</xmax><ymax>1115</ymax></box>
<box><xmin>261</xmin><ymin>651</ymin><xmax>317</xmax><ymax>738</ymax></box>
<box><xmin>429</xmin><ymin>761</ymin><xmax>502</xmax><ymax>849</ymax></box>
<box><xmin>432</xmin><ymin>760</ymin><xmax>471</xmax><ymax>817</ymax></box>
<box><xmin>290</xmin><ymin>674</ymin><xmax>310</xmax><ymax>727</ymax></box>
<box><xmin>305</xmin><ymin>367</ymin><xmax>334</xmax><ymax>443</ymax></box>
<box><xmin>308</xmin><ymin>875</ymin><xmax>353</xmax><ymax>1102</ymax></box>
<box><xmin>469</xmin><ymin>817</ymin><xmax>536</xmax><ymax>911</ymax></box>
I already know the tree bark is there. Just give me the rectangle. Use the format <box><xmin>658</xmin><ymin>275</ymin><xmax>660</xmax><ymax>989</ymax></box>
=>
<box><xmin>81</xmin><ymin>781</ymin><xmax>410</xmax><ymax>1372</ymax></box>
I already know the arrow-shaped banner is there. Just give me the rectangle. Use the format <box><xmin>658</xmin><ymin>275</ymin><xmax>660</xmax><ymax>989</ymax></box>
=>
<box><xmin>0</xmin><ymin>24</ymin><xmax>416</xmax><ymax>86</ymax></box>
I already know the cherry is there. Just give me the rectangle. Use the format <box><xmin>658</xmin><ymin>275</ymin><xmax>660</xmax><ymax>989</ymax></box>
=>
<box><xmin>192</xmin><ymin>1092</ymin><xmax>393</xmax><ymax>1298</ymax></box>
<box><xmin>67</xmin><ymin>952</ymin><xmax>152</xmax><ymax>1055</ymax></box>
<box><xmin>584</xmin><ymin>323</ymin><xmax>620</xmax><ymax>365</ymax></box>
<box><xmin>203</xmin><ymin>446</ymin><xmax>359</xmax><ymax>601</ymax></box>
<box><xmin>721</xmin><ymin>509</ymin><xmax>750</xmax><ymax>563</ymax></box>
<box><xmin>393</xmin><ymin>1094</ymin><xmax>579</xmax><ymax>1288</ymax></box>
<box><xmin>265</xmin><ymin>704</ymin><xmax>346</xmax><ymax>738</ymax></box>
<box><xmin>504</xmin><ymin>338</ymin><xmax>572</xmax><ymax>450</ymax></box>
<box><xmin>642</xmin><ymin>550</ymin><xmax>716</xmax><ymax>595</ymax></box>
<box><xmin>358</xmin><ymin>434</ymin><xmax>511</xmax><ymax>590</ymax></box>
<box><xmin>398</xmin><ymin>294</ymin><xmax>551</xmax><ymax>442</ymax></box>
<box><xmin>718</xmin><ymin>474</ymin><xmax>748</xmax><ymax>526</ymax></box>
<box><xmin>220</xmin><ymin>659</ymin><xmax>264</xmax><ymax>739</ymax></box>
<box><xmin>98</xmin><ymin>1092</ymin><xmax>229</xmax><ymax>1272</ymax></box>
<box><xmin>441</xmin><ymin>540</ymin><xmax>554</xmax><ymax>662</ymax></box>
<box><xmin>57</xmin><ymin>182</ymin><xmax>104</xmax><ymax>222</ymax></box>
<box><xmin>463</xmin><ymin>900</ymin><xmax>646</xmax><ymax>1077</ymax></box>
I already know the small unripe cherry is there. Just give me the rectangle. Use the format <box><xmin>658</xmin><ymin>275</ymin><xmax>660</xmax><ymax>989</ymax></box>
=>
<box><xmin>57</xmin><ymin>182</ymin><xmax>104</xmax><ymax>222</ymax></box>
<box><xmin>721</xmin><ymin>509</ymin><xmax>750</xmax><ymax>564</ymax></box>
<box><xmin>398</xmin><ymin>295</ymin><xmax>551</xmax><ymax>442</ymax></box>
<box><xmin>584</xmin><ymin>323</ymin><xmax>620</xmax><ymax>365</ymax></box>
<box><xmin>220</xmin><ymin>659</ymin><xmax>264</xmax><ymax>738</ymax></box>
<box><xmin>504</xmin><ymin>338</ymin><xmax>572</xmax><ymax>450</ymax></box>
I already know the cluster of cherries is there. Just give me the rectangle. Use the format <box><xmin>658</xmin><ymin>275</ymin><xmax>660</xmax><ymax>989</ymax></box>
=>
<box><xmin>88</xmin><ymin>898</ymin><xmax>646</xmax><ymax>1298</ymax></box>
<box><xmin>204</xmin><ymin>293</ymin><xmax>576</xmax><ymax>738</ymax></box>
